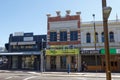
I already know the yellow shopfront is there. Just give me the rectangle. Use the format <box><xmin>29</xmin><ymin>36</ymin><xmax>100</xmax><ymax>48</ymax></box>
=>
<box><xmin>46</xmin><ymin>48</ymin><xmax>79</xmax><ymax>71</ymax></box>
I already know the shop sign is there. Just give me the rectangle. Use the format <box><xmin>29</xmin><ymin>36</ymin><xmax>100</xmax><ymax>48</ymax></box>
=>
<box><xmin>46</xmin><ymin>49</ymin><xmax>79</xmax><ymax>55</ymax></box>
<box><xmin>116</xmin><ymin>49</ymin><xmax>120</xmax><ymax>54</ymax></box>
<box><xmin>80</xmin><ymin>50</ymin><xmax>99</xmax><ymax>54</ymax></box>
<box><xmin>100</xmin><ymin>48</ymin><xmax>116</xmax><ymax>54</ymax></box>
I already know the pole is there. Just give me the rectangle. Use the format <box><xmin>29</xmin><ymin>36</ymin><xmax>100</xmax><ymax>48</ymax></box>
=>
<box><xmin>41</xmin><ymin>39</ymin><xmax>44</xmax><ymax>73</ymax></box>
<box><xmin>93</xmin><ymin>14</ymin><xmax>97</xmax><ymax>72</ymax></box>
<box><xmin>102</xmin><ymin>0</ymin><xmax>111</xmax><ymax>80</ymax></box>
<box><xmin>41</xmin><ymin>51</ymin><xmax>43</xmax><ymax>73</ymax></box>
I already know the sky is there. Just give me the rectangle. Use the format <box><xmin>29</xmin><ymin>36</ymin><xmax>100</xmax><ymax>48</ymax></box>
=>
<box><xmin>0</xmin><ymin>0</ymin><xmax>120</xmax><ymax>47</ymax></box>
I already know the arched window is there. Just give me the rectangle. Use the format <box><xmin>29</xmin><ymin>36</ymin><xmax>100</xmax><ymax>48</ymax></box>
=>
<box><xmin>86</xmin><ymin>33</ymin><xmax>91</xmax><ymax>43</ymax></box>
<box><xmin>95</xmin><ymin>32</ymin><xmax>98</xmax><ymax>43</ymax></box>
<box><xmin>109</xmin><ymin>32</ymin><xmax>114</xmax><ymax>42</ymax></box>
<box><xmin>101</xmin><ymin>32</ymin><xmax>104</xmax><ymax>42</ymax></box>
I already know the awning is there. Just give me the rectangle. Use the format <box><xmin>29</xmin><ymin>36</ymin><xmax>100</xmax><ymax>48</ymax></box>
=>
<box><xmin>0</xmin><ymin>51</ymin><xmax>41</xmax><ymax>55</ymax></box>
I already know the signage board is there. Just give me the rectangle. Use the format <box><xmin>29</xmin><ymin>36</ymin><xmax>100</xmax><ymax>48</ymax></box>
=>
<box><xmin>24</xmin><ymin>37</ymin><xmax>33</xmax><ymax>41</ymax></box>
<box><xmin>80</xmin><ymin>50</ymin><xmax>99</xmax><ymax>54</ymax></box>
<box><xmin>116</xmin><ymin>49</ymin><xmax>120</xmax><ymax>54</ymax></box>
<box><xmin>100</xmin><ymin>48</ymin><xmax>116</xmax><ymax>54</ymax></box>
<box><xmin>46</xmin><ymin>49</ymin><xmax>79</xmax><ymax>55</ymax></box>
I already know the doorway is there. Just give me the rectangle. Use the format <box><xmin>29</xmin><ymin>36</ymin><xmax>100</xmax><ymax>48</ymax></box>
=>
<box><xmin>50</xmin><ymin>56</ymin><xmax>56</xmax><ymax>70</ymax></box>
<box><xmin>60</xmin><ymin>56</ymin><xmax>66</xmax><ymax>69</ymax></box>
<box><xmin>12</xmin><ymin>56</ymin><xmax>18</xmax><ymax>69</ymax></box>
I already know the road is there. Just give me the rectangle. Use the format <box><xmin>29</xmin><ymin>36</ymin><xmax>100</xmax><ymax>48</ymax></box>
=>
<box><xmin>0</xmin><ymin>70</ymin><xmax>120</xmax><ymax>80</ymax></box>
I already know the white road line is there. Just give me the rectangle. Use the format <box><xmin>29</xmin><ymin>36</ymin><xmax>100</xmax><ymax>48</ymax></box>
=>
<box><xmin>23</xmin><ymin>76</ymin><xmax>37</xmax><ymax>80</ymax></box>
<box><xmin>5</xmin><ymin>76</ymin><xmax>13</xmax><ymax>79</ymax></box>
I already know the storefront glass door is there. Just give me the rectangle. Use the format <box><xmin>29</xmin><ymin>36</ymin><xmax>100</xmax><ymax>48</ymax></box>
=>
<box><xmin>60</xmin><ymin>56</ymin><xmax>66</xmax><ymax>69</ymax></box>
<box><xmin>12</xmin><ymin>56</ymin><xmax>18</xmax><ymax>69</ymax></box>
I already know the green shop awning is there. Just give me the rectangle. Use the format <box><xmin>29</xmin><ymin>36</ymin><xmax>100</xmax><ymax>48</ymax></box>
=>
<box><xmin>46</xmin><ymin>49</ymin><xmax>79</xmax><ymax>55</ymax></box>
<box><xmin>100</xmin><ymin>48</ymin><xmax>116</xmax><ymax>54</ymax></box>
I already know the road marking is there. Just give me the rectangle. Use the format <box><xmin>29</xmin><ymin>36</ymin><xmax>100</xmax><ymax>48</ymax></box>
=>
<box><xmin>5</xmin><ymin>76</ymin><xmax>13</xmax><ymax>79</ymax></box>
<box><xmin>23</xmin><ymin>76</ymin><xmax>37</xmax><ymax>80</ymax></box>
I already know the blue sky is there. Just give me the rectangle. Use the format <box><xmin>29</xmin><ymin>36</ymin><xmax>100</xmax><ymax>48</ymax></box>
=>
<box><xmin>0</xmin><ymin>0</ymin><xmax>119</xmax><ymax>47</ymax></box>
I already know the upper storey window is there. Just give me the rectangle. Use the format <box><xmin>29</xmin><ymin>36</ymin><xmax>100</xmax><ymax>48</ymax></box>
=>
<box><xmin>70</xmin><ymin>31</ymin><xmax>78</xmax><ymax>41</ymax></box>
<box><xmin>95</xmin><ymin>32</ymin><xmax>98</xmax><ymax>43</ymax></box>
<box><xmin>101</xmin><ymin>32</ymin><xmax>104</xmax><ymax>42</ymax></box>
<box><xmin>60</xmin><ymin>31</ymin><xmax>67</xmax><ymax>41</ymax></box>
<box><xmin>109</xmin><ymin>32</ymin><xmax>114</xmax><ymax>42</ymax></box>
<box><xmin>50</xmin><ymin>32</ymin><xmax>57</xmax><ymax>41</ymax></box>
<box><xmin>86</xmin><ymin>33</ymin><xmax>91</xmax><ymax>43</ymax></box>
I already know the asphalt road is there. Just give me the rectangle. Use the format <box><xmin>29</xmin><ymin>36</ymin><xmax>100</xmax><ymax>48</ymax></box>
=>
<box><xmin>0</xmin><ymin>70</ymin><xmax>120</xmax><ymax>80</ymax></box>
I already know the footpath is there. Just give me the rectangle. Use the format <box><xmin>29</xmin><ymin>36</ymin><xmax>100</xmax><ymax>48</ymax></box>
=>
<box><xmin>0</xmin><ymin>70</ymin><xmax>120</xmax><ymax>78</ymax></box>
<box><xmin>28</xmin><ymin>71</ymin><xmax>120</xmax><ymax>78</ymax></box>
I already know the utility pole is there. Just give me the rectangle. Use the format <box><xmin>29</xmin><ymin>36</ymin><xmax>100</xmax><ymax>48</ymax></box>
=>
<box><xmin>102</xmin><ymin>0</ymin><xmax>112</xmax><ymax>80</ymax></box>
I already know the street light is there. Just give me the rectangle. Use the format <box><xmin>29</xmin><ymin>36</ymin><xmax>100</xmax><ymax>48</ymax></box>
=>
<box><xmin>102</xmin><ymin>0</ymin><xmax>112</xmax><ymax>80</ymax></box>
<box><xmin>41</xmin><ymin>38</ymin><xmax>45</xmax><ymax>73</ymax></box>
<box><xmin>92</xmin><ymin>14</ymin><xmax>97</xmax><ymax>72</ymax></box>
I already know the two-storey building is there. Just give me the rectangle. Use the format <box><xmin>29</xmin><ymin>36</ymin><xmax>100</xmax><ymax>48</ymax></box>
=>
<box><xmin>46</xmin><ymin>10</ymin><xmax>81</xmax><ymax>71</ymax></box>
<box><xmin>0</xmin><ymin>32</ymin><xmax>46</xmax><ymax>70</ymax></box>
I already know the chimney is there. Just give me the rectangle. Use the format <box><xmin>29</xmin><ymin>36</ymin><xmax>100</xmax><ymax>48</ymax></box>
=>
<box><xmin>46</xmin><ymin>14</ymin><xmax>51</xmax><ymax>17</ymax></box>
<box><xmin>66</xmin><ymin>10</ymin><xmax>71</xmax><ymax>15</ymax></box>
<box><xmin>76</xmin><ymin>12</ymin><xmax>81</xmax><ymax>15</ymax></box>
<box><xmin>56</xmin><ymin>11</ymin><xmax>61</xmax><ymax>16</ymax></box>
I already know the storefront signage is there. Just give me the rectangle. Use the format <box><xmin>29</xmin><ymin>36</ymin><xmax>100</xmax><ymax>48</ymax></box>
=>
<box><xmin>116</xmin><ymin>49</ymin><xmax>120</xmax><ymax>54</ymax></box>
<box><xmin>100</xmin><ymin>48</ymin><xmax>116</xmax><ymax>54</ymax></box>
<box><xmin>24</xmin><ymin>37</ymin><xmax>33</xmax><ymax>41</ymax></box>
<box><xmin>46</xmin><ymin>49</ymin><xmax>79</xmax><ymax>55</ymax></box>
<box><xmin>80</xmin><ymin>50</ymin><xmax>99</xmax><ymax>54</ymax></box>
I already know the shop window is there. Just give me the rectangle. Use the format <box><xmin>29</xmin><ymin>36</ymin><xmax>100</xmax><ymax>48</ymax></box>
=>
<box><xmin>20</xmin><ymin>46</ymin><xmax>24</xmax><ymax>49</ymax></box>
<box><xmin>103</xmin><ymin>62</ymin><xmax>106</xmax><ymax>66</ymax></box>
<box><xmin>22</xmin><ymin>56</ymin><xmax>34</xmax><ymax>69</ymax></box>
<box><xmin>13</xmin><ymin>45</ymin><xmax>16</xmax><ymax>49</ymax></box>
<box><xmin>71</xmin><ymin>56</ymin><xmax>75</xmax><ymax>63</ymax></box>
<box><xmin>111</xmin><ymin>62</ymin><xmax>114</xmax><ymax>66</ymax></box>
<box><xmin>115</xmin><ymin>62</ymin><xmax>117</xmax><ymax>66</ymax></box>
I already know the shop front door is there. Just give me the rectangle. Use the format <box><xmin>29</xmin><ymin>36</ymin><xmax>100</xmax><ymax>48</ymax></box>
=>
<box><xmin>60</xmin><ymin>56</ymin><xmax>66</xmax><ymax>69</ymax></box>
<box><xmin>50</xmin><ymin>56</ymin><xmax>56</xmax><ymax>70</ymax></box>
<box><xmin>12</xmin><ymin>56</ymin><xmax>18</xmax><ymax>69</ymax></box>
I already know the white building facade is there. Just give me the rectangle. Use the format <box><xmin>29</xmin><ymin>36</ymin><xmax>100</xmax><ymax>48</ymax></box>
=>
<box><xmin>80</xmin><ymin>20</ymin><xmax>120</xmax><ymax>71</ymax></box>
<box><xmin>81</xmin><ymin>20</ymin><xmax>120</xmax><ymax>49</ymax></box>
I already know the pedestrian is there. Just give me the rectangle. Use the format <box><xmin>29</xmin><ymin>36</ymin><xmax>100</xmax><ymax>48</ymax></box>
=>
<box><xmin>74</xmin><ymin>63</ymin><xmax>77</xmax><ymax>72</ymax></box>
<box><xmin>81</xmin><ymin>61</ymin><xmax>87</xmax><ymax>72</ymax></box>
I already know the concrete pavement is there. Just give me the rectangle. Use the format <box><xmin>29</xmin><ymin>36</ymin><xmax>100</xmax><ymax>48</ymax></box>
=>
<box><xmin>28</xmin><ymin>71</ymin><xmax>120</xmax><ymax>78</ymax></box>
<box><xmin>0</xmin><ymin>70</ymin><xmax>120</xmax><ymax>78</ymax></box>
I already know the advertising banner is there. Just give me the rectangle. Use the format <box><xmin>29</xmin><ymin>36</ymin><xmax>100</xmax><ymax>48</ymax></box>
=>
<box><xmin>46</xmin><ymin>49</ymin><xmax>79</xmax><ymax>55</ymax></box>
